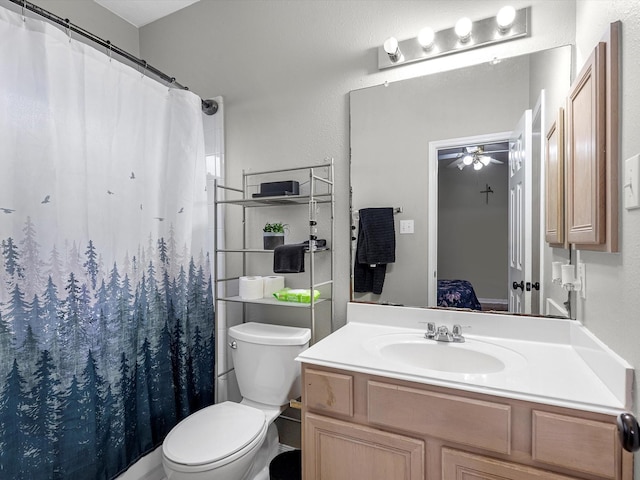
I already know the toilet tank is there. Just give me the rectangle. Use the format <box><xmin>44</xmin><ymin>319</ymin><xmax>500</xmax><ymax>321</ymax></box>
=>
<box><xmin>229</xmin><ymin>322</ymin><xmax>311</xmax><ymax>407</ymax></box>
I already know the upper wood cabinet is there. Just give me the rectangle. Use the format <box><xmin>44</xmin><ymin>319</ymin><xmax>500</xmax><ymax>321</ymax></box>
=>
<box><xmin>545</xmin><ymin>108</ymin><xmax>565</xmax><ymax>246</ymax></box>
<box><xmin>565</xmin><ymin>22</ymin><xmax>620</xmax><ymax>252</ymax></box>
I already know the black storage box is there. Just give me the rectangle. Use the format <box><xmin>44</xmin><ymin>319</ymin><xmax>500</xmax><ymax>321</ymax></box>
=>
<box><xmin>252</xmin><ymin>180</ymin><xmax>300</xmax><ymax>198</ymax></box>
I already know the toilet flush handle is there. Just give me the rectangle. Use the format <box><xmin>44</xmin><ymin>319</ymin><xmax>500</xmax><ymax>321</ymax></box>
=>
<box><xmin>228</xmin><ymin>341</ymin><xmax>237</xmax><ymax>349</ymax></box>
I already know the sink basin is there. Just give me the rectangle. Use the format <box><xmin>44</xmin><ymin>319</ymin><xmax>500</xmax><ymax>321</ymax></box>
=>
<box><xmin>363</xmin><ymin>333</ymin><xmax>527</xmax><ymax>375</ymax></box>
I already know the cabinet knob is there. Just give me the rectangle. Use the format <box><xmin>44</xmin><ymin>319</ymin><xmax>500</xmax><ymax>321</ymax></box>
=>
<box><xmin>617</xmin><ymin>413</ymin><xmax>640</xmax><ymax>452</ymax></box>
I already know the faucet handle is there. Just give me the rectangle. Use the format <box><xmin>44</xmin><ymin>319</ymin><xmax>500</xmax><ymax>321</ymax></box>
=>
<box><xmin>452</xmin><ymin>324</ymin><xmax>465</xmax><ymax>343</ymax></box>
<box><xmin>425</xmin><ymin>322</ymin><xmax>436</xmax><ymax>339</ymax></box>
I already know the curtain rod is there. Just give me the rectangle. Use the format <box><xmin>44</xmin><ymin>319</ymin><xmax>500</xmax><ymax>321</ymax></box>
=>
<box><xmin>7</xmin><ymin>0</ymin><xmax>218</xmax><ymax>115</ymax></box>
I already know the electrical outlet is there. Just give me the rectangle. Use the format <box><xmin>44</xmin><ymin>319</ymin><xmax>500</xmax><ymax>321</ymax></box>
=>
<box><xmin>399</xmin><ymin>219</ymin><xmax>414</xmax><ymax>234</ymax></box>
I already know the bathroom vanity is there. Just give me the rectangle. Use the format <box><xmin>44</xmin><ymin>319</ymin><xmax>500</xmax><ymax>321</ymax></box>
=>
<box><xmin>297</xmin><ymin>303</ymin><xmax>634</xmax><ymax>480</ymax></box>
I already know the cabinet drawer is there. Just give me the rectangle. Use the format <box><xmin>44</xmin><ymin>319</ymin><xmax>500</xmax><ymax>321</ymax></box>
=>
<box><xmin>443</xmin><ymin>448</ymin><xmax>579</xmax><ymax>480</ymax></box>
<box><xmin>368</xmin><ymin>381</ymin><xmax>511</xmax><ymax>454</ymax></box>
<box><xmin>304</xmin><ymin>368</ymin><xmax>353</xmax><ymax>417</ymax></box>
<box><xmin>532</xmin><ymin>410</ymin><xmax>618</xmax><ymax>479</ymax></box>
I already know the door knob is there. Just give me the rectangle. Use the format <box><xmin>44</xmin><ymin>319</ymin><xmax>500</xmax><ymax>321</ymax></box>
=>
<box><xmin>512</xmin><ymin>281</ymin><xmax>524</xmax><ymax>291</ymax></box>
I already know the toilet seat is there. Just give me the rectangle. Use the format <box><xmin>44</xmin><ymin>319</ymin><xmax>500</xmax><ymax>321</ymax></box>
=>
<box><xmin>162</xmin><ymin>401</ymin><xmax>267</xmax><ymax>470</ymax></box>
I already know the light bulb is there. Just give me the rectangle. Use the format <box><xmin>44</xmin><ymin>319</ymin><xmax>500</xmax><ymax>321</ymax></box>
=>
<box><xmin>383</xmin><ymin>36</ymin><xmax>402</xmax><ymax>61</ymax></box>
<box><xmin>479</xmin><ymin>155</ymin><xmax>492</xmax><ymax>166</ymax></box>
<box><xmin>455</xmin><ymin>17</ymin><xmax>472</xmax><ymax>42</ymax></box>
<box><xmin>473</xmin><ymin>160</ymin><xmax>483</xmax><ymax>170</ymax></box>
<box><xmin>418</xmin><ymin>27</ymin><xmax>435</xmax><ymax>49</ymax></box>
<box><xmin>497</xmin><ymin>6</ymin><xmax>516</xmax><ymax>32</ymax></box>
<box><xmin>462</xmin><ymin>155</ymin><xmax>473</xmax><ymax>166</ymax></box>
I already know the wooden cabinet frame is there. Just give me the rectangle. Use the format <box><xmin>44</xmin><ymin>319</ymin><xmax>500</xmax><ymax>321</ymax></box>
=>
<box><xmin>566</xmin><ymin>22</ymin><xmax>620</xmax><ymax>252</ymax></box>
<box><xmin>545</xmin><ymin>108</ymin><xmax>566</xmax><ymax>246</ymax></box>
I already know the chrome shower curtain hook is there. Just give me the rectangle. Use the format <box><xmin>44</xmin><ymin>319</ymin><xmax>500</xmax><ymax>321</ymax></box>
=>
<box><xmin>22</xmin><ymin>0</ymin><xmax>26</xmax><ymax>22</ymax></box>
<box><xmin>168</xmin><ymin>77</ymin><xmax>176</xmax><ymax>92</ymax></box>
<box><xmin>140</xmin><ymin>60</ymin><xmax>147</xmax><ymax>78</ymax></box>
<box><xmin>106</xmin><ymin>40</ymin><xmax>112</xmax><ymax>62</ymax></box>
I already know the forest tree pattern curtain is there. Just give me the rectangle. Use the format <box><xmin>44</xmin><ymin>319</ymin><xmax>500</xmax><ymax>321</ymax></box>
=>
<box><xmin>0</xmin><ymin>6</ymin><xmax>214</xmax><ymax>479</ymax></box>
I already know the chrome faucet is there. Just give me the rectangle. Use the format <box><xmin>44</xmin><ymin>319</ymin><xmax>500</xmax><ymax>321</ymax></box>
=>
<box><xmin>425</xmin><ymin>323</ymin><xmax>465</xmax><ymax>343</ymax></box>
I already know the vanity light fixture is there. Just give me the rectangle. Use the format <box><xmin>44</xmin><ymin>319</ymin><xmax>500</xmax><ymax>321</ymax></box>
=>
<box><xmin>378</xmin><ymin>6</ymin><xmax>529</xmax><ymax>70</ymax></box>
<box><xmin>418</xmin><ymin>27</ymin><xmax>435</xmax><ymax>50</ymax></box>
<box><xmin>383</xmin><ymin>36</ymin><xmax>402</xmax><ymax>63</ymax></box>
<box><xmin>455</xmin><ymin>17</ymin><xmax>473</xmax><ymax>42</ymax></box>
<box><xmin>497</xmin><ymin>5</ymin><xmax>517</xmax><ymax>32</ymax></box>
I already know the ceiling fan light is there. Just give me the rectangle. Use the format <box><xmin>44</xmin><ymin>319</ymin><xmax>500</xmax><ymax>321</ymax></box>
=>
<box><xmin>480</xmin><ymin>155</ymin><xmax>492</xmax><ymax>166</ymax></box>
<box><xmin>473</xmin><ymin>160</ymin><xmax>483</xmax><ymax>170</ymax></box>
<box><xmin>462</xmin><ymin>154</ymin><xmax>473</xmax><ymax>165</ymax></box>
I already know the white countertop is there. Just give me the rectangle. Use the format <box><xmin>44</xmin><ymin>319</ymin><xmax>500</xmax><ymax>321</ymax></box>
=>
<box><xmin>297</xmin><ymin>303</ymin><xmax>633</xmax><ymax>415</ymax></box>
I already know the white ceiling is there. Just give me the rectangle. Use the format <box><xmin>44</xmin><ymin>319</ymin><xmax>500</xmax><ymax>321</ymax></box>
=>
<box><xmin>94</xmin><ymin>0</ymin><xmax>200</xmax><ymax>28</ymax></box>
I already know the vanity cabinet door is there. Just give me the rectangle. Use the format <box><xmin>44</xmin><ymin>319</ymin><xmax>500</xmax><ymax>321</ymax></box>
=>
<box><xmin>304</xmin><ymin>412</ymin><xmax>425</xmax><ymax>480</ymax></box>
<box><xmin>545</xmin><ymin>108</ymin><xmax>565</xmax><ymax>246</ymax></box>
<box><xmin>442</xmin><ymin>448</ymin><xmax>580</xmax><ymax>480</ymax></box>
<box><xmin>566</xmin><ymin>43</ymin><xmax>606</xmax><ymax>246</ymax></box>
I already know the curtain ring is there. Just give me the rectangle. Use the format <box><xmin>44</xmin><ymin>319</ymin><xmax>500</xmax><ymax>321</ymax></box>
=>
<box><xmin>141</xmin><ymin>60</ymin><xmax>147</xmax><ymax>78</ymax></box>
<box><xmin>168</xmin><ymin>77</ymin><xmax>176</xmax><ymax>92</ymax></box>
<box><xmin>106</xmin><ymin>40</ymin><xmax>112</xmax><ymax>62</ymax></box>
<box><xmin>22</xmin><ymin>0</ymin><xmax>26</xmax><ymax>22</ymax></box>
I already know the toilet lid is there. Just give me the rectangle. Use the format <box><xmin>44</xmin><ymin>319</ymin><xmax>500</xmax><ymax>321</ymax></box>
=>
<box><xmin>163</xmin><ymin>402</ymin><xmax>266</xmax><ymax>466</ymax></box>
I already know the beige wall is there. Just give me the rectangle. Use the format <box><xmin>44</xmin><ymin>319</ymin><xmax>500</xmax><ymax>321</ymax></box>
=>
<box><xmin>137</xmin><ymin>0</ymin><xmax>576</xmax><ymax>328</ymax></box>
<box><xmin>1</xmin><ymin>0</ymin><xmax>140</xmax><ymax>57</ymax></box>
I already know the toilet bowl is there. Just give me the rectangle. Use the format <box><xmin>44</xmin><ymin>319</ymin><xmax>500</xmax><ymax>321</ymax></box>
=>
<box><xmin>161</xmin><ymin>322</ymin><xmax>311</xmax><ymax>480</ymax></box>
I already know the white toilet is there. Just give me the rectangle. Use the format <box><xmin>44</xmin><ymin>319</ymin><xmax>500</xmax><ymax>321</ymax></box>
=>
<box><xmin>161</xmin><ymin>322</ymin><xmax>311</xmax><ymax>480</ymax></box>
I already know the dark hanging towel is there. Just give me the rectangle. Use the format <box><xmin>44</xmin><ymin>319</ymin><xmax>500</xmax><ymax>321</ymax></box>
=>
<box><xmin>354</xmin><ymin>207</ymin><xmax>396</xmax><ymax>294</ymax></box>
<box><xmin>273</xmin><ymin>243</ymin><xmax>306</xmax><ymax>273</ymax></box>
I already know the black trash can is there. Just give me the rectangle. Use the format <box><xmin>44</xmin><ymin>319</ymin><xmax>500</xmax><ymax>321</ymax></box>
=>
<box><xmin>269</xmin><ymin>449</ymin><xmax>301</xmax><ymax>480</ymax></box>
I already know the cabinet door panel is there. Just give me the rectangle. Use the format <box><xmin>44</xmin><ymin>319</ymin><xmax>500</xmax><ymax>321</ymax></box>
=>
<box><xmin>532</xmin><ymin>410</ymin><xmax>618</xmax><ymax>479</ymax></box>
<box><xmin>304</xmin><ymin>413</ymin><xmax>424</xmax><ymax>480</ymax></box>
<box><xmin>304</xmin><ymin>368</ymin><xmax>353</xmax><ymax>417</ymax></box>
<box><xmin>566</xmin><ymin>43</ymin><xmax>606</xmax><ymax>245</ymax></box>
<box><xmin>545</xmin><ymin>108</ymin><xmax>565</xmax><ymax>246</ymax></box>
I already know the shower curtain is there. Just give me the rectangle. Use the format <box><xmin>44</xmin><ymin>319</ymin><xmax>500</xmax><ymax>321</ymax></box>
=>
<box><xmin>0</xmin><ymin>6</ymin><xmax>214</xmax><ymax>480</ymax></box>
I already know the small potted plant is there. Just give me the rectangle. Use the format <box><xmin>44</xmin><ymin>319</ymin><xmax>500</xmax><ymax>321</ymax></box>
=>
<box><xmin>263</xmin><ymin>222</ymin><xmax>287</xmax><ymax>250</ymax></box>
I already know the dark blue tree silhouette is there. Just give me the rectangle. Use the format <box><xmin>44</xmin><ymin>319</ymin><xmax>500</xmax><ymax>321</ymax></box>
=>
<box><xmin>118</xmin><ymin>352</ymin><xmax>138</xmax><ymax>464</ymax></box>
<box><xmin>79</xmin><ymin>350</ymin><xmax>105</xmax><ymax>479</ymax></box>
<box><xmin>151</xmin><ymin>321</ymin><xmax>177</xmax><ymax>440</ymax></box>
<box><xmin>57</xmin><ymin>375</ymin><xmax>84</xmax><ymax>479</ymax></box>
<box><xmin>18</xmin><ymin>323</ymin><xmax>40</xmax><ymax>382</ymax></box>
<box><xmin>0</xmin><ymin>360</ymin><xmax>28</xmax><ymax>478</ymax></box>
<box><xmin>6</xmin><ymin>282</ymin><xmax>28</xmax><ymax>346</ymax></box>
<box><xmin>26</xmin><ymin>350</ymin><xmax>60</xmax><ymax>480</ymax></box>
<box><xmin>2</xmin><ymin>237</ymin><xmax>23</xmax><ymax>279</ymax></box>
<box><xmin>83</xmin><ymin>240</ymin><xmax>99</xmax><ymax>291</ymax></box>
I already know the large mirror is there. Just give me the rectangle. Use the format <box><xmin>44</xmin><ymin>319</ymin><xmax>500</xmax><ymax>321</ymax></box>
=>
<box><xmin>350</xmin><ymin>45</ymin><xmax>574</xmax><ymax>318</ymax></box>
